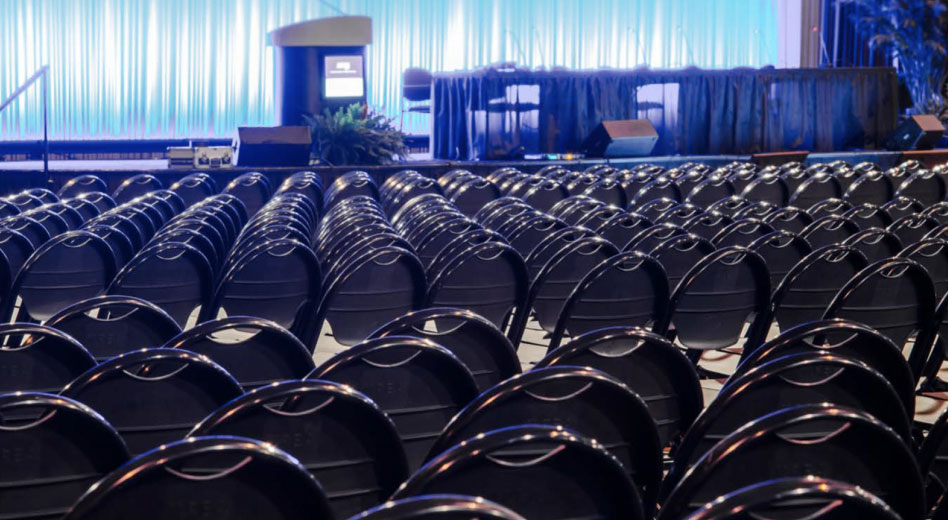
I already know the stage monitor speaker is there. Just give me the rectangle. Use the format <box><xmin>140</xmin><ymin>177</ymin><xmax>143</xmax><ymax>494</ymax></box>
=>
<box><xmin>885</xmin><ymin>115</ymin><xmax>945</xmax><ymax>151</ymax></box>
<box><xmin>235</xmin><ymin>126</ymin><xmax>312</xmax><ymax>167</ymax></box>
<box><xmin>582</xmin><ymin>120</ymin><xmax>658</xmax><ymax>158</ymax></box>
<box><xmin>752</xmin><ymin>151</ymin><xmax>809</xmax><ymax>167</ymax></box>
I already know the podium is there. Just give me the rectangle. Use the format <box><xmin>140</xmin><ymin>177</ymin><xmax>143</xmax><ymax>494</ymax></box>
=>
<box><xmin>269</xmin><ymin>16</ymin><xmax>372</xmax><ymax>126</ymax></box>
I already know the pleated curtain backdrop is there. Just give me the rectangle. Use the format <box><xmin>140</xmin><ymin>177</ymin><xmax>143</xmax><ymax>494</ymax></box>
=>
<box><xmin>0</xmin><ymin>0</ymin><xmax>779</xmax><ymax>140</ymax></box>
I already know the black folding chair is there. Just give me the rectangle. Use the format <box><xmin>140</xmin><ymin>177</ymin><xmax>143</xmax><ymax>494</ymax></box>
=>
<box><xmin>206</xmin><ymin>238</ymin><xmax>321</xmax><ymax>337</ymax></box>
<box><xmin>60</xmin><ymin>348</ymin><xmax>243</xmax><ymax>455</ymax></box>
<box><xmin>548</xmin><ymin>251</ymin><xmax>669</xmax><ymax>351</ymax></box>
<box><xmin>536</xmin><ymin>327</ymin><xmax>702</xmax><ymax>448</ymax></box>
<box><xmin>108</xmin><ymin>242</ymin><xmax>213</xmax><ymax>327</ymax></box>
<box><xmin>63</xmin><ymin>436</ymin><xmax>334</xmax><ymax>520</ymax></box>
<box><xmin>46</xmin><ymin>295</ymin><xmax>181</xmax><ymax>361</ymax></box>
<box><xmin>823</xmin><ymin>257</ymin><xmax>936</xmax><ymax>378</ymax></box>
<box><xmin>429</xmin><ymin>366</ymin><xmax>662</xmax><ymax>516</ymax></box>
<box><xmin>369</xmin><ymin>307</ymin><xmax>521</xmax><ymax>391</ymax></box>
<box><xmin>191</xmin><ymin>379</ymin><xmax>408</xmax><ymax>519</ymax></box>
<box><xmin>393</xmin><ymin>425</ymin><xmax>645</xmax><ymax>520</ymax></box>
<box><xmin>656</xmin><ymin>246</ymin><xmax>770</xmax><ymax>358</ymax></box>
<box><xmin>307</xmin><ymin>336</ymin><xmax>479</xmax><ymax>471</ymax></box>
<box><xmin>4</xmin><ymin>231</ymin><xmax>115</xmax><ymax>323</ymax></box>
<box><xmin>425</xmin><ymin>240</ymin><xmax>528</xmax><ymax>338</ymax></box>
<box><xmin>666</xmin><ymin>353</ymin><xmax>911</xmax><ymax>493</ymax></box>
<box><xmin>0</xmin><ymin>392</ymin><xmax>129</xmax><ymax>520</ymax></box>
<box><xmin>165</xmin><ymin>317</ymin><xmax>314</xmax><ymax>389</ymax></box>
<box><xmin>766</xmin><ymin>244</ymin><xmax>868</xmax><ymax>336</ymax></box>
<box><xmin>659</xmin><ymin>404</ymin><xmax>922</xmax><ymax>520</ymax></box>
<box><xmin>309</xmin><ymin>245</ymin><xmax>426</xmax><ymax>348</ymax></box>
<box><xmin>736</xmin><ymin>319</ymin><xmax>916</xmax><ymax>401</ymax></box>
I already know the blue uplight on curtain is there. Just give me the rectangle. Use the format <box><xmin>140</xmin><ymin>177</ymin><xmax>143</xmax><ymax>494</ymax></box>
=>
<box><xmin>0</xmin><ymin>0</ymin><xmax>779</xmax><ymax>140</ymax></box>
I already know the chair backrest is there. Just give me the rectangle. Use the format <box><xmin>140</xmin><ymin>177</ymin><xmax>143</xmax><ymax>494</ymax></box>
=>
<box><xmin>83</xmin><ymin>224</ymin><xmax>134</xmax><ymax>269</ymax></box>
<box><xmin>747</xmin><ymin>230</ymin><xmax>812</xmax><ymax>293</ymax></box>
<box><xmin>594</xmin><ymin>211</ymin><xmax>652</xmax><ymax>250</ymax></box>
<box><xmin>919</xmin><ymin>406</ymin><xmax>948</xmax><ymax>514</ymax></box>
<box><xmin>308</xmin><ymin>336</ymin><xmax>479</xmax><ymax>472</ymax></box>
<box><xmin>223</xmin><ymin>172</ymin><xmax>272</xmax><ymax>217</ymax></box>
<box><xmin>107</xmin><ymin>242</ymin><xmax>214</xmax><ymax>327</ymax></box>
<box><xmin>0</xmin><ymin>228</ymin><xmax>34</xmax><ymax>280</ymax></box>
<box><xmin>46</xmin><ymin>295</ymin><xmax>181</xmax><ymax>362</ymax></box>
<box><xmin>658</xmin><ymin>246</ymin><xmax>770</xmax><ymax>351</ymax></box>
<box><xmin>426</xmin><ymin>240</ymin><xmax>528</xmax><ymax>335</ymax></box>
<box><xmin>60</xmin><ymin>348</ymin><xmax>243</xmax><ymax>455</ymax></box>
<box><xmin>393</xmin><ymin>425</ymin><xmax>645</xmax><ymax>520</ymax></box>
<box><xmin>891</xmin><ymin>212</ymin><xmax>941</xmax><ymax>244</ymax></box>
<box><xmin>536</xmin><ymin>327</ymin><xmax>702</xmax><ymax>448</ymax></box>
<box><xmin>807</xmin><ymin>197</ymin><xmax>853</xmax><ymax>219</ymax></box>
<box><xmin>0</xmin><ymin>392</ymin><xmax>129</xmax><ymax>520</ymax></box>
<box><xmin>844</xmin><ymin>170</ymin><xmax>893</xmax><ymax>205</ymax></box>
<box><xmin>165</xmin><ymin>317</ymin><xmax>315</xmax><ymax>389</ymax></box>
<box><xmin>823</xmin><ymin>257</ymin><xmax>936</xmax><ymax>377</ymax></box>
<box><xmin>901</xmin><ymin>237</ymin><xmax>948</xmax><ymax>300</ymax></box>
<box><xmin>682</xmin><ymin>211</ymin><xmax>733</xmax><ymax>241</ymax></box>
<box><xmin>353</xmin><ymin>494</ymin><xmax>528</xmax><ymax>520</ymax></box>
<box><xmin>898</xmin><ymin>169</ymin><xmax>946</xmax><ymax>206</ymax></box>
<box><xmin>736</xmin><ymin>319</ymin><xmax>916</xmax><ymax>406</ymax></box>
<box><xmin>191</xmin><ymin>379</ymin><xmax>409</xmax><ymax>519</ymax></box>
<box><xmin>549</xmin><ymin>251</ymin><xmax>669</xmax><ymax>351</ymax></box>
<box><xmin>768</xmin><ymin>244</ymin><xmax>868</xmax><ymax>333</ymax></box>
<box><xmin>740</xmin><ymin>174</ymin><xmax>789</xmax><ymax>206</ymax></box>
<box><xmin>1</xmin><ymin>215</ymin><xmax>50</xmax><ymax>251</ymax></box>
<box><xmin>667</xmin><ymin>353</ymin><xmax>911</xmax><ymax>490</ymax></box>
<box><xmin>6</xmin><ymin>231</ymin><xmax>116</xmax><ymax>323</ymax></box>
<box><xmin>800</xmin><ymin>214</ymin><xmax>860</xmax><ymax>249</ymax></box>
<box><xmin>430</xmin><ymin>366</ymin><xmax>662</xmax><ymax>516</ymax></box>
<box><xmin>514</xmin><ymin>236</ymin><xmax>617</xmax><ymax>343</ymax></box>
<box><xmin>660</xmin><ymin>404</ymin><xmax>923</xmax><ymax>520</ymax></box>
<box><xmin>0</xmin><ymin>323</ymin><xmax>96</xmax><ymax>394</ymax></box>
<box><xmin>169</xmin><ymin>172</ymin><xmax>218</xmax><ymax>207</ymax></box>
<box><xmin>645</xmin><ymin>233</ymin><xmax>715</xmax><ymax>291</ymax></box>
<box><xmin>681</xmin><ymin>477</ymin><xmax>901</xmax><ymax>520</ymax></box>
<box><xmin>112</xmin><ymin>173</ymin><xmax>162</xmax><ymax>205</ymax></box>
<box><xmin>883</xmin><ymin>195</ymin><xmax>924</xmax><ymax>222</ymax></box>
<box><xmin>207</xmin><ymin>238</ymin><xmax>321</xmax><ymax>336</ymax></box>
<box><xmin>762</xmin><ymin>206</ymin><xmax>813</xmax><ymax>234</ymax></box>
<box><xmin>312</xmin><ymin>245</ymin><xmax>426</xmax><ymax>347</ymax></box>
<box><xmin>842</xmin><ymin>227</ymin><xmax>903</xmax><ymax>262</ymax></box>
<box><xmin>789</xmin><ymin>173</ymin><xmax>842</xmax><ymax>210</ymax></box>
<box><xmin>63</xmin><ymin>436</ymin><xmax>334</xmax><ymax>520</ymax></box>
<box><xmin>369</xmin><ymin>307</ymin><xmax>521</xmax><ymax>391</ymax></box>
<box><xmin>686</xmin><ymin>176</ymin><xmax>735</xmax><ymax>209</ymax></box>
<box><xmin>711</xmin><ymin>218</ymin><xmax>775</xmax><ymax>248</ymax></box>
<box><xmin>843</xmin><ymin>202</ymin><xmax>893</xmax><ymax>229</ymax></box>
<box><xmin>77</xmin><ymin>191</ymin><xmax>117</xmax><ymax>214</ymax></box>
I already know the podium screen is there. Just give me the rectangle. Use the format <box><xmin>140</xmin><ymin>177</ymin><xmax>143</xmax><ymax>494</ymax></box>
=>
<box><xmin>324</xmin><ymin>55</ymin><xmax>365</xmax><ymax>98</ymax></box>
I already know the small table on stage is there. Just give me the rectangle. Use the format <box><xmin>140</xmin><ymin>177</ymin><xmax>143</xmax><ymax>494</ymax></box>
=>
<box><xmin>431</xmin><ymin>66</ymin><xmax>899</xmax><ymax>161</ymax></box>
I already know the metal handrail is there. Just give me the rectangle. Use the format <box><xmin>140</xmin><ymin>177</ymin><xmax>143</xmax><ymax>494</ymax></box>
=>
<box><xmin>0</xmin><ymin>65</ymin><xmax>50</xmax><ymax>179</ymax></box>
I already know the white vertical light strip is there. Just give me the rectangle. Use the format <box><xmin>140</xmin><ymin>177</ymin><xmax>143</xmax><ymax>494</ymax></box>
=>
<box><xmin>0</xmin><ymin>0</ymin><xmax>780</xmax><ymax>140</ymax></box>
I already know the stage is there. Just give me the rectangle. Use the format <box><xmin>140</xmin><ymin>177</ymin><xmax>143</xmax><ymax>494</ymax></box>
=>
<box><xmin>0</xmin><ymin>150</ymin><xmax>915</xmax><ymax>195</ymax></box>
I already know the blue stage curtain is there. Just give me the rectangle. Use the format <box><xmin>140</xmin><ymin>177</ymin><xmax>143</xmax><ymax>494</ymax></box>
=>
<box><xmin>0</xmin><ymin>0</ymin><xmax>778</xmax><ymax>140</ymax></box>
<box><xmin>432</xmin><ymin>67</ymin><xmax>900</xmax><ymax>159</ymax></box>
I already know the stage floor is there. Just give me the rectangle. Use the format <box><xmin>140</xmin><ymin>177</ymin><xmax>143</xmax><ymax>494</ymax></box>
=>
<box><xmin>0</xmin><ymin>150</ymin><xmax>906</xmax><ymax>173</ymax></box>
<box><xmin>0</xmin><ymin>150</ymin><xmax>911</xmax><ymax>195</ymax></box>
